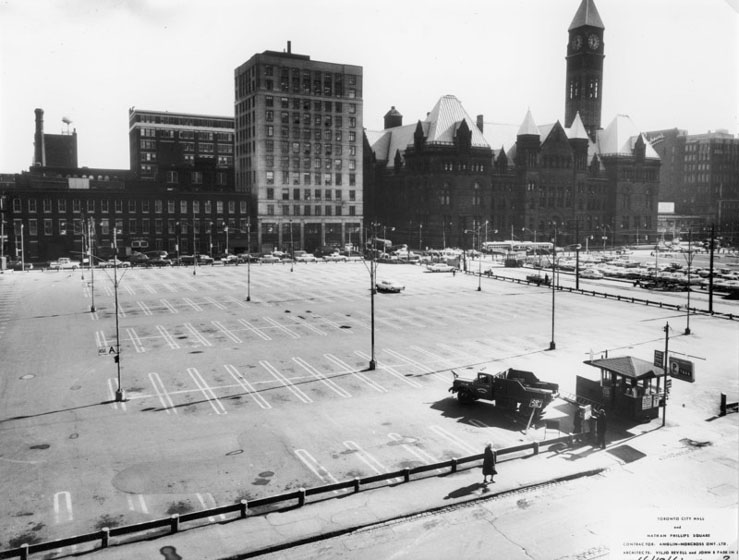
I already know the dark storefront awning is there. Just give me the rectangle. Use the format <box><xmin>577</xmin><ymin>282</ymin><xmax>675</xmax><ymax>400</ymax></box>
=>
<box><xmin>584</xmin><ymin>356</ymin><xmax>666</xmax><ymax>380</ymax></box>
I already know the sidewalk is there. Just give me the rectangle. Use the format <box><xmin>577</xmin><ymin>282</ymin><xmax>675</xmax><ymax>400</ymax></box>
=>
<box><xmin>75</xmin><ymin>419</ymin><xmax>690</xmax><ymax>560</ymax></box>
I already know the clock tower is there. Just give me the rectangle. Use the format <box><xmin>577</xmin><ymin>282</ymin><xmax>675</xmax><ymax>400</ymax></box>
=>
<box><xmin>565</xmin><ymin>0</ymin><xmax>605</xmax><ymax>141</ymax></box>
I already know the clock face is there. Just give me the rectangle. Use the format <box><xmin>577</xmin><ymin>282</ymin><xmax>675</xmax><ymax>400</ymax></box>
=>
<box><xmin>588</xmin><ymin>33</ymin><xmax>600</xmax><ymax>50</ymax></box>
<box><xmin>572</xmin><ymin>34</ymin><xmax>583</xmax><ymax>51</ymax></box>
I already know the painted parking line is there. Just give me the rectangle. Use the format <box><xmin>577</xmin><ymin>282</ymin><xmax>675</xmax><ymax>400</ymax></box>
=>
<box><xmin>104</xmin><ymin>286</ymin><xmax>114</xmax><ymax>297</ymax></box>
<box><xmin>148</xmin><ymin>372</ymin><xmax>177</xmax><ymax>414</ymax></box>
<box><xmin>353</xmin><ymin>351</ymin><xmax>423</xmax><ymax>388</ymax></box>
<box><xmin>293</xmin><ymin>357</ymin><xmax>351</xmax><ymax>398</ymax></box>
<box><xmin>382</xmin><ymin>308</ymin><xmax>426</xmax><ymax>328</ymax></box>
<box><xmin>145</xmin><ymin>284</ymin><xmax>157</xmax><ymax>294</ymax></box>
<box><xmin>124</xmin><ymin>284</ymin><xmax>136</xmax><ymax>296</ymax></box>
<box><xmin>352</xmin><ymin>310</ymin><xmax>399</xmax><ymax>330</ymax></box>
<box><xmin>212</xmin><ymin>320</ymin><xmax>242</xmax><ymax>343</ymax></box>
<box><xmin>126</xmin><ymin>494</ymin><xmax>149</xmax><ymax>514</ymax></box>
<box><xmin>384</xmin><ymin>348</ymin><xmax>447</xmax><ymax>383</ymax></box>
<box><xmin>184</xmin><ymin>323</ymin><xmax>212</xmax><ymax>347</ymax></box>
<box><xmin>196</xmin><ymin>492</ymin><xmax>226</xmax><ymax>522</ymax></box>
<box><xmin>259</xmin><ymin>360</ymin><xmax>312</xmax><ymax>404</ymax></box>
<box><xmin>223</xmin><ymin>364</ymin><xmax>271</xmax><ymax>409</ymax></box>
<box><xmin>388</xmin><ymin>433</ymin><xmax>442</xmax><ymax>471</ymax></box>
<box><xmin>286</xmin><ymin>315</ymin><xmax>327</xmax><ymax>336</ymax></box>
<box><xmin>237</xmin><ymin>319</ymin><xmax>271</xmax><ymax>341</ymax></box>
<box><xmin>409</xmin><ymin>345</ymin><xmax>458</xmax><ymax>369</ymax></box>
<box><xmin>324</xmin><ymin>353</ymin><xmax>388</xmax><ymax>393</ymax></box>
<box><xmin>294</xmin><ymin>449</ymin><xmax>340</xmax><ymax>488</ymax></box>
<box><xmin>156</xmin><ymin>325</ymin><xmax>180</xmax><ymax>350</ymax></box>
<box><xmin>126</xmin><ymin>328</ymin><xmax>146</xmax><ymax>353</ymax></box>
<box><xmin>187</xmin><ymin>367</ymin><xmax>227</xmax><ymax>414</ymax></box>
<box><xmin>107</xmin><ymin>378</ymin><xmax>127</xmax><ymax>411</ymax></box>
<box><xmin>95</xmin><ymin>330</ymin><xmax>109</xmax><ymax>348</ymax></box>
<box><xmin>204</xmin><ymin>297</ymin><xmax>227</xmax><ymax>310</ymax></box>
<box><xmin>53</xmin><ymin>491</ymin><xmax>73</xmax><ymax>524</ymax></box>
<box><xmin>117</xmin><ymin>304</ymin><xmax>127</xmax><ymax>318</ymax></box>
<box><xmin>137</xmin><ymin>301</ymin><xmax>153</xmax><ymax>316</ymax></box>
<box><xmin>183</xmin><ymin>298</ymin><xmax>203</xmax><ymax>312</ymax></box>
<box><xmin>160</xmin><ymin>299</ymin><xmax>179</xmax><ymax>314</ymax></box>
<box><xmin>263</xmin><ymin>316</ymin><xmax>300</xmax><ymax>339</ymax></box>
<box><xmin>225</xmin><ymin>295</ymin><xmax>249</xmax><ymax>309</ymax></box>
<box><xmin>429</xmin><ymin>425</ymin><xmax>478</xmax><ymax>455</ymax></box>
<box><xmin>343</xmin><ymin>441</ymin><xmax>400</xmax><ymax>482</ymax></box>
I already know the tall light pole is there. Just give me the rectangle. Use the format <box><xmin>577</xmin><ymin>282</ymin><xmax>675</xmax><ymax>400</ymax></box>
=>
<box><xmin>246</xmin><ymin>219</ymin><xmax>251</xmax><ymax>302</ymax></box>
<box><xmin>88</xmin><ymin>218</ymin><xmax>96</xmax><ymax>312</ymax></box>
<box><xmin>289</xmin><ymin>219</ymin><xmax>294</xmax><ymax>272</ymax></box>
<box><xmin>113</xmin><ymin>227</ymin><xmax>124</xmax><ymax>402</ymax></box>
<box><xmin>549</xmin><ymin>226</ymin><xmax>557</xmax><ymax>351</ymax></box>
<box><xmin>419</xmin><ymin>223</ymin><xmax>423</xmax><ymax>251</ymax></box>
<box><xmin>368</xmin><ymin>223</ymin><xmax>377</xmax><ymax>370</ymax></box>
<box><xmin>684</xmin><ymin>229</ymin><xmax>693</xmax><ymax>335</ymax></box>
<box><xmin>20</xmin><ymin>222</ymin><xmax>24</xmax><ymax>272</ymax></box>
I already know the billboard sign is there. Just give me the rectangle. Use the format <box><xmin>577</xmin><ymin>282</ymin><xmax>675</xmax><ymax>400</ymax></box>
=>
<box><xmin>668</xmin><ymin>357</ymin><xmax>695</xmax><ymax>383</ymax></box>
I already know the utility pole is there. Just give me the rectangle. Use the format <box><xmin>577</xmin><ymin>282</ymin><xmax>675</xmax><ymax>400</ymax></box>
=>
<box><xmin>662</xmin><ymin>322</ymin><xmax>669</xmax><ymax>427</ymax></box>
<box><xmin>708</xmin><ymin>224</ymin><xmax>715</xmax><ymax>313</ymax></box>
<box><xmin>369</xmin><ymin>223</ymin><xmax>377</xmax><ymax>370</ymax></box>
<box><xmin>113</xmin><ymin>227</ymin><xmax>124</xmax><ymax>402</ymax></box>
<box><xmin>685</xmin><ymin>229</ymin><xmax>693</xmax><ymax>335</ymax></box>
<box><xmin>549</xmin><ymin>227</ymin><xmax>557</xmax><ymax>351</ymax></box>
<box><xmin>89</xmin><ymin>218</ymin><xmax>96</xmax><ymax>312</ymax></box>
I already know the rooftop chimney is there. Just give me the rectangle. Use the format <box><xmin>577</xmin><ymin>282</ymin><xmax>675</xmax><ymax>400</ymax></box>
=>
<box><xmin>476</xmin><ymin>115</ymin><xmax>484</xmax><ymax>133</ymax></box>
<box><xmin>34</xmin><ymin>108</ymin><xmax>46</xmax><ymax>167</ymax></box>
<box><xmin>287</xmin><ymin>41</ymin><xmax>292</xmax><ymax>54</ymax></box>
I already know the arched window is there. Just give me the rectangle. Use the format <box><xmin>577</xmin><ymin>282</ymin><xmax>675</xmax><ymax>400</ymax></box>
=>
<box><xmin>472</xmin><ymin>182</ymin><xmax>481</xmax><ymax>206</ymax></box>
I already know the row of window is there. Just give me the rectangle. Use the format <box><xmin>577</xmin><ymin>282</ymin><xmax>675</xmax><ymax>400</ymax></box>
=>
<box><xmin>139</xmin><ymin>129</ymin><xmax>233</xmax><ymax>142</ymax></box>
<box><xmin>264</xmin><ymin>204</ymin><xmax>357</xmax><ymax>217</ymax></box>
<box><xmin>139</xmin><ymin>140</ymin><xmax>233</xmax><ymax>154</ymax></box>
<box><xmin>140</xmin><ymin>166</ymin><xmax>233</xmax><ymax>180</ymax></box>
<box><xmin>13</xmin><ymin>218</ymin><xmax>250</xmax><ymax>237</ymax></box>
<box><xmin>266</xmin><ymin>112</ymin><xmax>357</xmax><ymax>129</ymax></box>
<box><xmin>264</xmin><ymin>125</ymin><xmax>358</xmax><ymax>141</ymax></box>
<box><xmin>266</xmin><ymin>141</ymin><xmax>358</xmax><ymax>157</ymax></box>
<box><xmin>265</xmin><ymin>96</ymin><xmax>356</xmax><ymax>115</ymax></box>
<box><xmin>266</xmin><ymin>157</ymin><xmax>357</xmax><ymax>171</ymax></box>
<box><xmin>265</xmin><ymin>188</ymin><xmax>356</xmax><ymax>202</ymax></box>
<box><xmin>265</xmin><ymin>171</ymin><xmax>357</xmax><ymax>187</ymax></box>
<box><xmin>11</xmin><ymin>198</ymin><xmax>247</xmax><ymax>215</ymax></box>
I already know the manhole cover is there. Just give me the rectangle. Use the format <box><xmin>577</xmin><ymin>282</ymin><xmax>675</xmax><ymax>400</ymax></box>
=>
<box><xmin>20</xmin><ymin>374</ymin><xmax>34</xmax><ymax>380</ymax></box>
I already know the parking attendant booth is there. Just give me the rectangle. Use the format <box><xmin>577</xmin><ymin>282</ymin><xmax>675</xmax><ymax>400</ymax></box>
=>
<box><xmin>577</xmin><ymin>356</ymin><xmax>665</xmax><ymax>421</ymax></box>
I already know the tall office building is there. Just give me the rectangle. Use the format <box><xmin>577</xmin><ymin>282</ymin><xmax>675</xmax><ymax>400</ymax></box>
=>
<box><xmin>234</xmin><ymin>43</ymin><xmax>363</xmax><ymax>252</ymax></box>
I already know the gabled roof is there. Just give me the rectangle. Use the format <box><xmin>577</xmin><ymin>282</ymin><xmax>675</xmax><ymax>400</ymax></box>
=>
<box><xmin>568</xmin><ymin>0</ymin><xmax>605</xmax><ymax>31</ymax></box>
<box><xmin>425</xmin><ymin>95</ymin><xmax>489</xmax><ymax>147</ymax></box>
<box><xmin>585</xmin><ymin>356</ymin><xmax>665</xmax><ymax>379</ymax></box>
<box><xmin>597</xmin><ymin>114</ymin><xmax>660</xmax><ymax>159</ymax></box>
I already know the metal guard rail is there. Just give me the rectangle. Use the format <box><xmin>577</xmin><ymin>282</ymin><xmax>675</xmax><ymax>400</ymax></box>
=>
<box><xmin>482</xmin><ymin>271</ymin><xmax>736</xmax><ymax>321</ymax></box>
<box><xmin>0</xmin><ymin>434</ymin><xmax>581</xmax><ymax>559</ymax></box>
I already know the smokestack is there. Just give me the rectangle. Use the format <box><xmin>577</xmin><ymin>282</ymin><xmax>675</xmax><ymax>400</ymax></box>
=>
<box><xmin>287</xmin><ymin>40</ymin><xmax>292</xmax><ymax>54</ymax></box>
<box><xmin>34</xmin><ymin>108</ymin><xmax>46</xmax><ymax>167</ymax></box>
<box><xmin>476</xmin><ymin>115</ymin><xmax>484</xmax><ymax>134</ymax></box>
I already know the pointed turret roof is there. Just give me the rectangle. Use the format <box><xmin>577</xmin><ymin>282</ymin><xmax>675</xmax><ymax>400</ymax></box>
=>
<box><xmin>597</xmin><ymin>114</ymin><xmax>660</xmax><ymax>159</ymax></box>
<box><xmin>567</xmin><ymin>112</ymin><xmax>590</xmax><ymax>140</ymax></box>
<box><xmin>518</xmin><ymin>108</ymin><xmax>540</xmax><ymax>136</ymax></box>
<box><xmin>568</xmin><ymin>0</ymin><xmax>604</xmax><ymax>31</ymax></box>
<box><xmin>424</xmin><ymin>95</ymin><xmax>489</xmax><ymax>147</ymax></box>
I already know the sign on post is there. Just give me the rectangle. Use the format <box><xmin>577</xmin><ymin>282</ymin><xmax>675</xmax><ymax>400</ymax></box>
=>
<box><xmin>669</xmin><ymin>357</ymin><xmax>695</xmax><ymax>383</ymax></box>
<box><xmin>654</xmin><ymin>350</ymin><xmax>664</xmax><ymax>368</ymax></box>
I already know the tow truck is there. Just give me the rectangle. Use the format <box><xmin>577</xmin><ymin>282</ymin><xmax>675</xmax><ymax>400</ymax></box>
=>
<box><xmin>449</xmin><ymin>366</ymin><xmax>559</xmax><ymax>419</ymax></box>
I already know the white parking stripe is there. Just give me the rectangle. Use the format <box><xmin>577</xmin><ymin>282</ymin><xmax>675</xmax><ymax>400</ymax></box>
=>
<box><xmin>226</xmin><ymin>295</ymin><xmax>249</xmax><ymax>309</ymax></box>
<box><xmin>145</xmin><ymin>284</ymin><xmax>157</xmax><ymax>294</ymax></box>
<box><xmin>204</xmin><ymin>296</ymin><xmax>227</xmax><ymax>310</ymax></box>
<box><xmin>53</xmin><ymin>491</ymin><xmax>73</xmax><ymax>523</ymax></box>
<box><xmin>184</xmin><ymin>322</ymin><xmax>212</xmax><ymax>347</ymax></box>
<box><xmin>156</xmin><ymin>325</ymin><xmax>180</xmax><ymax>349</ymax></box>
<box><xmin>196</xmin><ymin>493</ymin><xmax>226</xmax><ymax>521</ymax></box>
<box><xmin>294</xmin><ymin>449</ymin><xmax>339</xmax><ymax>487</ymax></box>
<box><xmin>429</xmin><ymin>425</ymin><xmax>478</xmax><ymax>455</ymax></box>
<box><xmin>212</xmin><ymin>320</ymin><xmax>242</xmax><ymax>343</ymax></box>
<box><xmin>117</xmin><ymin>304</ymin><xmax>127</xmax><ymax>318</ymax></box>
<box><xmin>263</xmin><ymin>316</ymin><xmax>300</xmax><ymax>339</ymax></box>
<box><xmin>353</xmin><ymin>351</ymin><xmax>423</xmax><ymax>388</ymax></box>
<box><xmin>183</xmin><ymin>298</ymin><xmax>203</xmax><ymax>312</ymax></box>
<box><xmin>108</xmin><ymin>378</ymin><xmax>127</xmax><ymax>411</ymax></box>
<box><xmin>187</xmin><ymin>368</ymin><xmax>227</xmax><ymax>414</ymax></box>
<box><xmin>343</xmin><ymin>441</ymin><xmax>400</xmax><ymax>482</ymax></box>
<box><xmin>137</xmin><ymin>301</ymin><xmax>153</xmax><ymax>316</ymax></box>
<box><xmin>388</xmin><ymin>433</ymin><xmax>441</xmax><ymax>469</ymax></box>
<box><xmin>95</xmin><ymin>330</ymin><xmax>108</xmax><ymax>348</ymax></box>
<box><xmin>126</xmin><ymin>328</ymin><xmax>145</xmax><ymax>353</ymax></box>
<box><xmin>126</xmin><ymin>494</ymin><xmax>149</xmax><ymax>514</ymax></box>
<box><xmin>293</xmin><ymin>357</ymin><xmax>351</xmax><ymax>398</ymax></box>
<box><xmin>287</xmin><ymin>315</ymin><xmax>326</xmax><ymax>336</ymax></box>
<box><xmin>124</xmin><ymin>284</ymin><xmax>135</xmax><ymax>295</ymax></box>
<box><xmin>160</xmin><ymin>299</ymin><xmax>178</xmax><ymax>314</ymax></box>
<box><xmin>148</xmin><ymin>372</ymin><xmax>177</xmax><ymax>414</ymax></box>
<box><xmin>223</xmin><ymin>364</ymin><xmax>271</xmax><ymax>409</ymax></box>
<box><xmin>238</xmin><ymin>319</ymin><xmax>271</xmax><ymax>341</ymax></box>
<box><xmin>259</xmin><ymin>360</ymin><xmax>312</xmax><ymax>403</ymax></box>
<box><xmin>324</xmin><ymin>353</ymin><xmax>388</xmax><ymax>393</ymax></box>
<box><xmin>384</xmin><ymin>349</ymin><xmax>447</xmax><ymax>383</ymax></box>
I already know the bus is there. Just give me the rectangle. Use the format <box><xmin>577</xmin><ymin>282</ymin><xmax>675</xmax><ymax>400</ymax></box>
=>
<box><xmin>481</xmin><ymin>240</ymin><xmax>553</xmax><ymax>255</ymax></box>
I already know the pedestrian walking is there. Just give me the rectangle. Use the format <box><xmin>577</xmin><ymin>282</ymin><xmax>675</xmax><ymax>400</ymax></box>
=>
<box><xmin>596</xmin><ymin>408</ymin><xmax>607</xmax><ymax>449</ymax></box>
<box><xmin>573</xmin><ymin>407</ymin><xmax>583</xmax><ymax>434</ymax></box>
<box><xmin>482</xmin><ymin>442</ymin><xmax>497</xmax><ymax>484</ymax></box>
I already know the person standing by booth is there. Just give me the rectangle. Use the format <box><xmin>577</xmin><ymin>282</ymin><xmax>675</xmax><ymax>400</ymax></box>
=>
<box><xmin>596</xmin><ymin>408</ymin><xmax>608</xmax><ymax>449</ymax></box>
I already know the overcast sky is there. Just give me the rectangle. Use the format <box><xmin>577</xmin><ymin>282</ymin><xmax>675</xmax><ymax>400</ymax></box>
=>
<box><xmin>1</xmin><ymin>0</ymin><xmax>737</xmax><ymax>171</ymax></box>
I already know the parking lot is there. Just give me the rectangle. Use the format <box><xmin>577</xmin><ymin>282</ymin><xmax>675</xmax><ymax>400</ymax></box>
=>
<box><xmin>0</xmin><ymin>262</ymin><xmax>737</xmax><ymax>549</ymax></box>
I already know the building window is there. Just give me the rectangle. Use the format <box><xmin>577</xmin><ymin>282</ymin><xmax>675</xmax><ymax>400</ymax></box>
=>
<box><xmin>58</xmin><ymin>199</ymin><xmax>67</xmax><ymax>213</ymax></box>
<box><xmin>155</xmin><ymin>219</ymin><xmax>163</xmax><ymax>234</ymax></box>
<box><xmin>142</xmin><ymin>218</ymin><xmax>150</xmax><ymax>235</ymax></box>
<box><xmin>87</xmin><ymin>200</ymin><xmax>95</xmax><ymax>213</ymax></box>
<box><xmin>129</xmin><ymin>219</ymin><xmax>137</xmax><ymax>234</ymax></box>
<box><xmin>266</xmin><ymin>171</ymin><xmax>274</xmax><ymax>185</ymax></box>
<box><xmin>205</xmin><ymin>201</ymin><xmax>212</xmax><ymax>214</ymax></box>
<box><xmin>44</xmin><ymin>219</ymin><xmax>53</xmax><ymax>235</ymax></box>
<box><xmin>349</xmin><ymin>206</ymin><xmax>356</xmax><ymax>216</ymax></box>
<box><xmin>128</xmin><ymin>200</ymin><xmax>136</xmax><ymax>213</ymax></box>
<box><xmin>114</xmin><ymin>200</ymin><xmax>122</xmax><ymax>213</ymax></box>
<box><xmin>192</xmin><ymin>172</ymin><xmax>203</xmax><ymax>184</ymax></box>
<box><xmin>72</xmin><ymin>199</ymin><xmax>81</xmax><ymax>213</ymax></box>
<box><xmin>101</xmin><ymin>200</ymin><xmax>109</xmax><ymax>213</ymax></box>
<box><xmin>58</xmin><ymin>219</ymin><xmax>68</xmax><ymax>235</ymax></box>
<box><xmin>267</xmin><ymin>187</ymin><xmax>274</xmax><ymax>200</ymax></box>
<box><xmin>216</xmin><ymin>201</ymin><xmax>223</xmax><ymax>214</ymax></box>
<box><xmin>29</xmin><ymin>219</ymin><xmax>37</xmax><ymax>236</ymax></box>
<box><xmin>180</xmin><ymin>201</ymin><xmax>188</xmax><ymax>214</ymax></box>
<box><xmin>155</xmin><ymin>200</ymin><xmax>163</xmax><ymax>213</ymax></box>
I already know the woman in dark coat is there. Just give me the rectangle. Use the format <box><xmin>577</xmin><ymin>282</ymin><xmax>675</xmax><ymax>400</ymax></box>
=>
<box><xmin>482</xmin><ymin>443</ymin><xmax>497</xmax><ymax>484</ymax></box>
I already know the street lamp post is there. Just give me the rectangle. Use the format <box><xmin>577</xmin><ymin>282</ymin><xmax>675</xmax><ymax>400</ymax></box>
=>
<box><xmin>246</xmin><ymin>220</ymin><xmax>251</xmax><ymax>302</ymax></box>
<box><xmin>549</xmin><ymin>227</ymin><xmax>557</xmax><ymax>351</ymax></box>
<box><xmin>684</xmin><ymin>229</ymin><xmax>693</xmax><ymax>335</ymax></box>
<box><xmin>368</xmin><ymin>223</ymin><xmax>378</xmax><ymax>371</ymax></box>
<box><xmin>88</xmin><ymin>218</ymin><xmax>96</xmax><ymax>312</ymax></box>
<box><xmin>112</xmin><ymin>227</ymin><xmax>124</xmax><ymax>402</ymax></box>
<box><xmin>20</xmin><ymin>222</ymin><xmax>24</xmax><ymax>272</ymax></box>
<box><xmin>419</xmin><ymin>223</ymin><xmax>423</xmax><ymax>251</ymax></box>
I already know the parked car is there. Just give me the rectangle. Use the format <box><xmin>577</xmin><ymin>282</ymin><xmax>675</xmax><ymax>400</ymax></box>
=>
<box><xmin>101</xmin><ymin>258</ymin><xmax>131</xmax><ymax>268</ymax></box>
<box><xmin>580</xmin><ymin>268</ymin><xmax>604</xmax><ymax>279</ymax></box>
<box><xmin>294</xmin><ymin>252</ymin><xmax>317</xmax><ymax>263</ymax></box>
<box><xmin>260</xmin><ymin>254</ymin><xmax>281</xmax><ymax>263</ymax></box>
<box><xmin>376</xmin><ymin>279</ymin><xmax>405</xmax><ymax>293</ymax></box>
<box><xmin>237</xmin><ymin>253</ymin><xmax>260</xmax><ymax>263</ymax></box>
<box><xmin>323</xmin><ymin>253</ymin><xmax>347</xmax><ymax>262</ymax></box>
<box><xmin>50</xmin><ymin>257</ymin><xmax>81</xmax><ymax>270</ymax></box>
<box><xmin>220</xmin><ymin>254</ymin><xmax>239</xmax><ymax>265</ymax></box>
<box><xmin>426</xmin><ymin>263</ymin><xmax>456</xmax><ymax>273</ymax></box>
<box><xmin>8</xmin><ymin>259</ymin><xmax>33</xmax><ymax>271</ymax></box>
<box><xmin>147</xmin><ymin>256</ymin><xmax>172</xmax><ymax>267</ymax></box>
